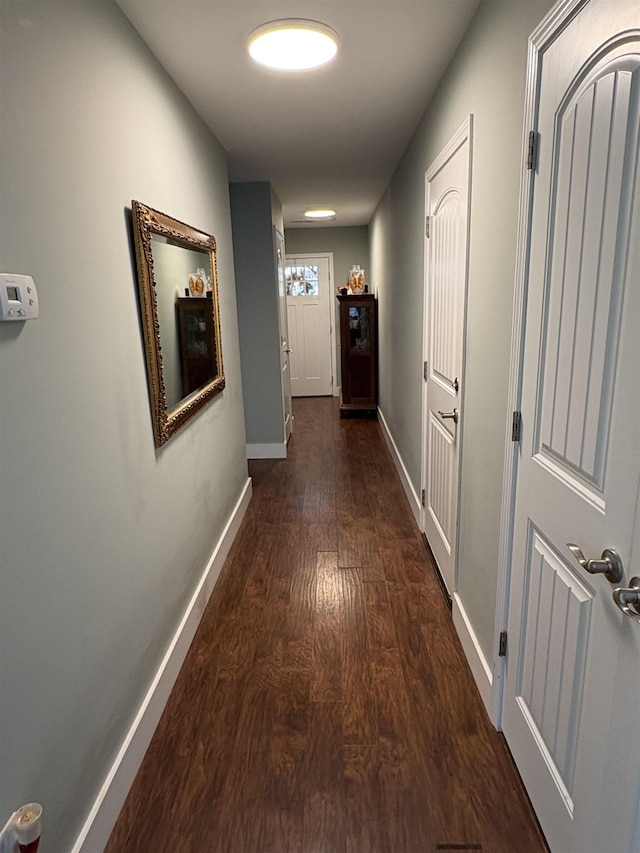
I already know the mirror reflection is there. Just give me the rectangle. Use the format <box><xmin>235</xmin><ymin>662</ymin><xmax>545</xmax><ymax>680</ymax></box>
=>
<box><xmin>131</xmin><ymin>201</ymin><xmax>224</xmax><ymax>447</ymax></box>
<box><xmin>151</xmin><ymin>236</ymin><xmax>217</xmax><ymax>409</ymax></box>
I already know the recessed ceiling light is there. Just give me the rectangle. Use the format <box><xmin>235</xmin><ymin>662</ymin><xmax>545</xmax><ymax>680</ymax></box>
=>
<box><xmin>248</xmin><ymin>20</ymin><xmax>339</xmax><ymax>71</ymax></box>
<box><xmin>304</xmin><ymin>209</ymin><xmax>337</xmax><ymax>220</ymax></box>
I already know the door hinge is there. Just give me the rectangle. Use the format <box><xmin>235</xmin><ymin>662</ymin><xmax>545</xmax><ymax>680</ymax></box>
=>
<box><xmin>527</xmin><ymin>130</ymin><xmax>539</xmax><ymax>171</ymax></box>
<box><xmin>423</xmin><ymin>361</ymin><xmax>428</xmax><ymax>381</ymax></box>
<box><xmin>511</xmin><ymin>411</ymin><xmax>522</xmax><ymax>442</ymax></box>
<box><xmin>421</xmin><ymin>489</ymin><xmax>426</xmax><ymax>508</ymax></box>
<box><xmin>425</xmin><ymin>216</ymin><xmax>431</xmax><ymax>238</ymax></box>
<box><xmin>499</xmin><ymin>631</ymin><xmax>507</xmax><ymax>657</ymax></box>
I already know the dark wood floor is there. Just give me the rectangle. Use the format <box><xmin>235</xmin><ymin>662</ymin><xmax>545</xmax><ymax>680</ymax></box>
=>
<box><xmin>106</xmin><ymin>397</ymin><xmax>547</xmax><ymax>853</ymax></box>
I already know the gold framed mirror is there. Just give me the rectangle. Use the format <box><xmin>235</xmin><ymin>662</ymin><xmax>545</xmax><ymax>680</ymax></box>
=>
<box><xmin>131</xmin><ymin>200</ymin><xmax>225</xmax><ymax>447</ymax></box>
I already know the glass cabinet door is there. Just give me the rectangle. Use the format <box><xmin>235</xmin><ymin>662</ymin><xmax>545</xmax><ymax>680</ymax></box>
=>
<box><xmin>348</xmin><ymin>305</ymin><xmax>370</xmax><ymax>353</ymax></box>
<box><xmin>177</xmin><ymin>298</ymin><xmax>217</xmax><ymax>397</ymax></box>
<box><xmin>184</xmin><ymin>306</ymin><xmax>209</xmax><ymax>356</ymax></box>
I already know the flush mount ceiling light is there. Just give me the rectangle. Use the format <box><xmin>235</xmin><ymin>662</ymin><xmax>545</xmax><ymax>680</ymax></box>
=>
<box><xmin>248</xmin><ymin>20</ymin><xmax>339</xmax><ymax>71</ymax></box>
<box><xmin>304</xmin><ymin>208</ymin><xmax>337</xmax><ymax>220</ymax></box>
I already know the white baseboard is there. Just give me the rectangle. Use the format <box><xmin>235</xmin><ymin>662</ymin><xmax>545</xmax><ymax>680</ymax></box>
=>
<box><xmin>246</xmin><ymin>442</ymin><xmax>287</xmax><ymax>459</ymax></box>
<box><xmin>71</xmin><ymin>477</ymin><xmax>253</xmax><ymax>853</ymax></box>
<box><xmin>377</xmin><ymin>406</ymin><xmax>421</xmax><ymax>525</ymax></box>
<box><xmin>333</xmin><ymin>384</ymin><xmax>341</xmax><ymax>398</ymax></box>
<box><xmin>452</xmin><ymin>592</ymin><xmax>494</xmax><ymax>716</ymax></box>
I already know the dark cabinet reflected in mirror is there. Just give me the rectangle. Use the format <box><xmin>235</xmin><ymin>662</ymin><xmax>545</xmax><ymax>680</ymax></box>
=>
<box><xmin>177</xmin><ymin>298</ymin><xmax>220</xmax><ymax>397</ymax></box>
<box><xmin>131</xmin><ymin>201</ymin><xmax>224</xmax><ymax>447</ymax></box>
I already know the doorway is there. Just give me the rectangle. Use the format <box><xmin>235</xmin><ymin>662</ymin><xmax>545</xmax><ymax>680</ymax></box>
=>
<box><xmin>421</xmin><ymin>117</ymin><xmax>472</xmax><ymax>597</ymax></box>
<box><xmin>275</xmin><ymin>229</ymin><xmax>293</xmax><ymax>443</ymax></box>
<box><xmin>285</xmin><ymin>254</ymin><xmax>335</xmax><ymax>397</ymax></box>
<box><xmin>498</xmin><ymin>1</ymin><xmax>640</xmax><ymax>849</ymax></box>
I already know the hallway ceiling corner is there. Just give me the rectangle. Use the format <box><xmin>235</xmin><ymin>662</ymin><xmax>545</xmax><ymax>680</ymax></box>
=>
<box><xmin>116</xmin><ymin>0</ymin><xmax>481</xmax><ymax>228</ymax></box>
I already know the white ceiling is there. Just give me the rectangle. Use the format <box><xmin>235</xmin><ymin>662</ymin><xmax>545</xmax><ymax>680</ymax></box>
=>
<box><xmin>116</xmin><ymin>0</ymin><xmax>481</xmax><ymax>228</ymax></box>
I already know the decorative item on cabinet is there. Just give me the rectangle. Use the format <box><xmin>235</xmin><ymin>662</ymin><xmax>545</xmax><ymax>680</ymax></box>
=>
<box><xmin>337</xmin><ymin>293</ymin><xmax>377</xmax><ymax>417</ymax></box>
<box><xmin>347</xmin><ymin>264</ymin><xmax>366</xmax><ymax>294</ymax></box>
<box><xmin>187</xmin><ymin>267</ymin><xmax>209</xmax><ymax>297</ymax></box>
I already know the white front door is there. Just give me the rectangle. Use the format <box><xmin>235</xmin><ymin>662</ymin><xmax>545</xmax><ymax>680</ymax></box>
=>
<box><xmin>285</xmin><ymin>255</ymin><xmax>333</xmax><ymax>397</ymax></box>
<box><xmin>275</xmin><ymin>231</ymin><xmax>292</xmax><ymax>443</ymax></box>
<box><xmin>421</xmin><ymin>118</ymin><xmax>472</xmax><ymax>595</ymax></box>
<box><xmin>503</xmin><ymin>2</ymin><xmax>640</xmax><ymax>850</ymax></box>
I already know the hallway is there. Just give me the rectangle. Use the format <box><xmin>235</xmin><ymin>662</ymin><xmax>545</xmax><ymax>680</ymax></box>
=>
<box><xmin>106</xmin><ymin>397</ymin><xmax>547</xmax><ymax>852</ymax></box>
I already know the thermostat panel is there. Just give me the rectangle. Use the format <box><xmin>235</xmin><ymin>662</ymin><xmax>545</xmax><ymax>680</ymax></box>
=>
<box><xmin>0</xmin><ymin>274</ymin><xmax>39</xmax><ymax>320</ymax></box>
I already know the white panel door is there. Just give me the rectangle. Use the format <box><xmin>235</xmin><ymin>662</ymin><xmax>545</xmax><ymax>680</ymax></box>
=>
<box><xmin>503</xmin><ymin>3</ymin><xmax>640</xmax><ymax>851</ymax></box>
<box><xmin>285</xmin><ymin>255</ymin><xmax>332</xmax><ymax>397</ymax></box>
<box><xmin>275</xmin><ymin>231</ymin><xmax>292</xmax><ymax>443</ymax></box>
<box><xmin>422</xmin><ymin>118</ymin><xmax>471</xmax><ymax>595</ymax></box>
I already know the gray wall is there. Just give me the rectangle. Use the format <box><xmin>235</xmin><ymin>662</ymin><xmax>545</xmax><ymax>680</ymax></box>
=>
<box><xmin>0</xmin><ymin>1</ymin><xmax>247</xmax><ymax>850</ymax></box>
<box><xmin>230</xmin><ymin>182</ymin><xmax>285</xmax><ymax>448</ymax></box>
<box><xmin>370</xmin><ymin>0</ymin><xmax>554</xmax><ymax>659</ymax></box>
<box><xmin>285</xmin><ymin>226</ymin><xmax>370</xmax><ymax>387</ymax></box>
<box><xmin>285</xmin><ymin>226</ymin><xmax>370</xmax><ymax>292</ymax></box>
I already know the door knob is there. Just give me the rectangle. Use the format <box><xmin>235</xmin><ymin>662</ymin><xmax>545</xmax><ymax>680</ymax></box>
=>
<box><xmin>438</xmin><ymin>408</ymin><xmax>458</xmax><ymax>424</ymax></box>
<box><xmin>613</xmin><ymin>578</ymin><xmax>640</xmax><ymax>624</ymax></box>
<box><xmin>567</xmin><ymin>543</ymin><xmax>624</xmax><ymax>584</ymax></box>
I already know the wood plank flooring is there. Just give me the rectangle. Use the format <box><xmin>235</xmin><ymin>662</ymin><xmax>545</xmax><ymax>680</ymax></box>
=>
<box><xmin>106</xmin><ymin>397</ymin><xmax>547</xmax><ymax>853</ymax></box>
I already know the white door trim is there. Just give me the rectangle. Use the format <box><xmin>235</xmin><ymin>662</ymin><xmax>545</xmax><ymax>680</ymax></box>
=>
<box><xmin>275</xmin><ymin>227</ymin><xmax>292</xmax><ymax>445</ymax></box>
<box><xmin>492</xmin><ymin>0</ymin><xmax>590</xmax><ymax>729</ymax></box>
<box><xmin>285</xmin><ymin>252</ymin><xmax>336</xmax><ymax>396</ymax></box>
<box><xmin>420</xmin><ymin>114</ymin><xmax>473</xmax><ymax>595</ymax></box>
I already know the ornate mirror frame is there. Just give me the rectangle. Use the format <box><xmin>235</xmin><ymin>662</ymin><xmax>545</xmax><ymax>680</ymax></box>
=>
<box><xmin>131</xmin><ymin>200</ymin><xmax>225</xmax><ymax>447</ymax></box>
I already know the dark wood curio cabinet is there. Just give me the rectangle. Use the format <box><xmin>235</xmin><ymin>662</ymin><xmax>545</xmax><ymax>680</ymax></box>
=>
<box><xmin>176</xmin><ymin>297</ymin><xmax>219</xmax><ymax>397</ymax></box>
<box><xmin>337</xmin><ymin>293</ymin><xmax>377</xmax><ymax>416</ymax></box>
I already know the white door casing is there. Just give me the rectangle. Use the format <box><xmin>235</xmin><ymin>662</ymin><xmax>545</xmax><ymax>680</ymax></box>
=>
<box><xmin>275</xmin><ymin>230</ymin><xmax>293</xmax><ymax>443</ymax></box>
<box><xmin>499</xmin><ymin>2</ymin><xmax>640</xmax><ymax>850</ymax></box>
<box><xmin>285</xmin><ymin>254</ymin><xmax>333</xmax><ymax>397</ymax></box>
<box><xmin>421</xmin><ymin>117</ymin><xmax>472</xmax><ymax>596</ymax></box>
